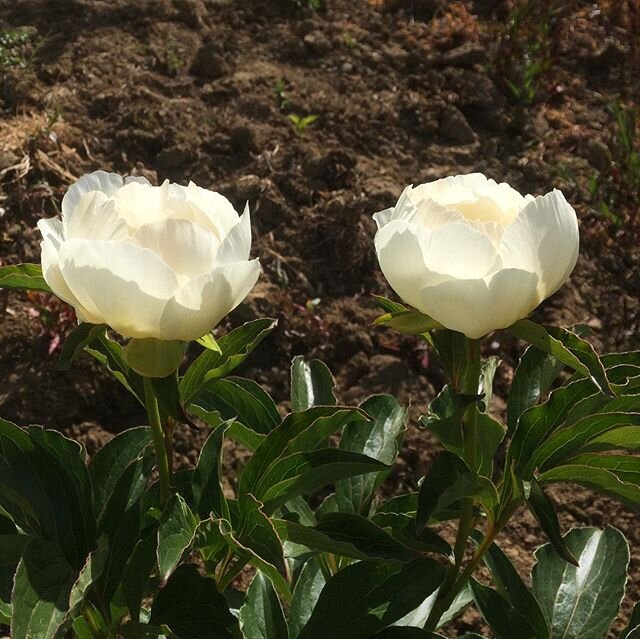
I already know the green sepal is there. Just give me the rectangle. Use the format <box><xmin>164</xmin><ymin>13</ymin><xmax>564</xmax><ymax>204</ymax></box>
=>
<box><xmin>125</xmin><ymin>338</ymin><xmax>186</xmax><ymax>378</ymax></box>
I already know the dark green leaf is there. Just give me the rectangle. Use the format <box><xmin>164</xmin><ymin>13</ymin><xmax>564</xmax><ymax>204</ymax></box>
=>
<box><xmin>474</xmin><ymin>412</ymin><xmax>506</xmax><ymax>478</ymax></box>
<box><xmin>298</xmin><ymin>559</ymin><xmax>445</xmax><ymax>639</ymax></box>
<box><xmin>150</xmin><ymin>564</ymin><xmax>237</xmax><ymax>638</ymax></box>
<box><xmin>122</xmin><ymin>529</ymin><xmax>158</xmax><ymax>622</ymax></box>
<box><xmin>532</xmin><ymin>527</ymin><xmax>629</xmax><ymax>639</ymax></box>
<box><xmin>11</xmin><ymin>537</ymin><xmax>76</xmax><ymax>639</ymax></box>
<box><xmin>563</xmin><ymin>453</ymin><xmax>640</xmax><ymax>485</ymax></box>
<box><xmin>0</xmin><ymin>263</ymin><xmax>51</xmax><ymax>292</ymax></box>
<box><xmin>258</xmin><ymin>449</ymin><xmax>388</xmax><ymax>512</ymax></box>
<box><xmin>525</xmin><ymin>478</ymin><xmax>577</xmax><ymax>565</ymax></box>
<box><xmin>291</xmin><ymin>356</ymin><xmax>336</xmax><ymax>411</ymax></box>
<box><xmin>428</xmin><ymin>330</ymin><xmax>468</xmax><ymax>391</ymax></box>
<box><xmin>508</xmin><ymin>320</ymin><xmax>612</xmax><ymax>397</ymax></box>
<box><xmin>157</xmin><ymin>494</ymin><xmax>198</xmax><ymax>582</ymax></box>
<box><xmin>0</xmin><ymin>534</ymin><xmax>29</xmax><ymax>567</ymax></box>
<box><xmin>336</xmin><ymin>395</ymin><xmax>407</xmax><ymax>515</ymax></box>
<box><xmin>416</xmin><ymin>452</ymin><xmax>498</xmax><ymax>531</ymax></box>
<box><xmin>67</xmin><ymin>535</ymin><xmax>109</xmax><ymax>620</ymax></box>
<box><xmin>371</xmin><ymin>630</ymin><xmax>443</xmax><ymax>638</ymax></box>
<box><xmin>393</xmin><ymin>583</ymin><xmax>472</xmax><ymax>629</ymax></box>
<box><xmin>239</xmin><ymin>571</ymin><xmax>288</xmax><ymax>639</ymax></box>
<box><xmin>507</xmin><ymin>346</ymin><xmax>564</xmax><ymax>435</ymax></box>
<box><xmin>56</xmin><ymin>323</ymin><xmax>106</xmax><ymax>371</ymax></box>
<box><xmin>120</xmin><ymin>621</ymin><xmax>176</xmax><ymax>638</ymax></box>
<box><xmin>180</xmin><ymin>318</ymin><xmax>277</xmax><ymax>404</ymax></box>
<box><xmin>89</xmin><ymin>426</ymin><xmax>152</xmax><ymax>525</ymax></box>
<box><xmin>470</xmin><ymin>579</ymin><xmax>539</xmax><ymax>639</ymax></box>
<box><xmin>192</xmin><ymin>422</ymin><xmax>229</xmax><ymax>519</ymax></box>
<box><xmin>470</xmin><ymin>530</ymin><xmax>549</xmax><ymax>638</ymax></box>
<box><xmin>151</xmin><ymin>371</ymin><xmax>191</xmax><ymax>424</ymax></box>
<box><xmin>621</xmin><ymin>602</ymin><xmax>640</xmax><ymax>639</ymax></box>
<box><xmin>538</xmin><ymin>464</ymin><xmax>640</xmax><ymax>508</ymax></box>
<box><xmin>288</xmin><ymin>559</ymin><xmax>325</xmax><ymax>639</ymax></box>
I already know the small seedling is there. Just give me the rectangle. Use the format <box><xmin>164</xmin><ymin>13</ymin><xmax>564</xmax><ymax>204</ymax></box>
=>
<box><xmin>288</xmin><ymin>113</ymin><xmax>318</xmax><ymax>134</ymax></box>
<box><xmin>0</xmin><ymin>28</ymin><xmax>34</xmax><ymax>71</ymax></box>
<box><xmin>273</xmin><ymin>79</ymin><xmax>290</xmax><ymax>110</ymax></box>
<box><xmin>343</xmin><ymin>32</ymin><xmax>357</xmax><ymax>49</ymax></box>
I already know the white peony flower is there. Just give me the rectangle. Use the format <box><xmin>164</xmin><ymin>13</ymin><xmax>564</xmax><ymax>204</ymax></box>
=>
<box><xmin>38</xmin><ymin>170</ymin><xmax>260</xmax><ymax>342</ymax></box>
<box><xmin>373</xmin><ymin>173</ymin><xmax>579</xmax><ymax>339</ymax></box>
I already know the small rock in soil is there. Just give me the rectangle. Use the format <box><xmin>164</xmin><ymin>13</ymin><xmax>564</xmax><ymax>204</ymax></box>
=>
<box><xmin>189</xmin><ymin>43</ymin><xmax>229</xmax><ymax>78</ymax></box>
<box><xmin>441</xmin><ymin>42</ymin><xmax>486</xmax><ymax>68</ymax></box>
<box><xmin>438</xmin><ymin>104</ymin><xmax>477</xmax><ymax>144</ymax></box>
<box><xmin>304</xmin><ymin>31</ymin><xmax>331</xmax><ymax>56</ymax></box>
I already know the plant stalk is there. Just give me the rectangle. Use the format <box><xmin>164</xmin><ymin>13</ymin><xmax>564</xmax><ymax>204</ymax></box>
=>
<box><xmin>143</xmin><ymin>377</ymin><xmax>171</xmax><ymax>504</ymax></box>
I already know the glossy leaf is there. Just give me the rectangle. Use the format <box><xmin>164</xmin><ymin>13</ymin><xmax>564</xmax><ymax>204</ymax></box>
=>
<box><xmin>122</xmin><ymin>530</ymin><xmax>158</xmax><ymax>622</ymax></box>
<box><xmin>239</xmin><ymin>571</ymin><xmax>288</xmax><ymax>639</ymax></box>
<box><xmin>532</xmin><ymin>527</ymin><xmax>629</xmax><ymax>639</ymax></box>
<box><xmin>392</xmin><ymin>583</ymin><xmax>472</xmax><ymax>629</ymax></box>
<box><xmin>291</xmin><ymin>356</ymin><xmax>336</xmax><ymax>411</ymax></box>
<box><xmin>621</xmin><ymin>602</ymin><xmax>640</xmax><ymax>639</ymax></box>
<box><xmin>150</xmin><ymin>564</ymin><xmax>236</xmax><ymax>638</ymax></box>
<box><xmin>0</xmin><ymin>263</ymin><xmax>51</xmax><ymax>292</ymax></box>
<box><xmin>180</xmin><ymin>318</ymin><xmax>277</xmax><ymax>404</ymax></box>
<box><xmin>288</xmin><ymin>559</ymin><xmax>325</xmax><ymax>639</ymax></box>
<box><xmin>507</xmin><ymin>346</ymin><xmax>564</xmax><ymax>435</ymax></box>
<box><xmin>192</xmin><ymin>422</ymin><xmax>229</xmax><ymax>519</ymax></box>
<box><xmin>56</xmin><ymin>323</ymin><xmax>106</xmax><ymax>371</ymax></box>
<box><xmin>508</xmin><ymin>320</ymin><xmax>612</xmax><ymax>396</ymax></box>
<box><xmin>470</xmin><ymin>579</ymin><xmax>539</xmax><ymax>639</ymax></box>
<box><xmin>524</xmin><ymin>479</ymin><xmax>577</xmax><ymax>565</ymax></box>
<box><xmin>157</xmin><ymin>494</ymin><xmax>198</xmax><ymax>582</ymax></box>
<box><xmin>89</xmin><ymin>426</ymin><xmax>153</xmax><ymax>524</ymax></box>
<box><xmin>11</xmin><ymin>537</ymin><xmax>76</xmax><ymax>639</ymax></box>
<box><xmin>336</xmin><ymin>394</ymin><xmax>407</xmax><ymax>515</ymax></box>
<box><xmin>298</xmin><ymin>558</ymin><xmax>445</xmax><ymax>639</ymax></box>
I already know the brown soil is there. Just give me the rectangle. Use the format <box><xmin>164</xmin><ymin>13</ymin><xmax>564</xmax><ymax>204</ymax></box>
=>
<box><xmin>1</xmin><ymin>0</ymin><xmax>639</xmax><ymax>636</ymax></box>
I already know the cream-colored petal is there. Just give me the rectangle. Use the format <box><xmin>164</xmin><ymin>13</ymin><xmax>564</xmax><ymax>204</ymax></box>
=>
<box><xmin>62</xmin><ymin>171</ymin><xmax>127</xmax><ymax>217</ymax></box>
<box><xmin>63</xmin><ymin>193</ymin><xmax>129</xmax><ymax>241</ymax></box>
<box><xmin>112</xmin><ymin>180</ymin><xmax>170</xmax><ymax>230</ymax></box>
<box><xmin>58</xmin><ymin>239</ymin><xmax>179</xmax><ymax>339</ymax></box>
<box><xmin>499</xmin><ymin>189</ymin><xmax>579</xmax><ymax>299</ymax></box>
<box><xmin>40</xmin><ymin>238</ymin><xmax>102</xmax><ymax>324</ymax></box>
<box><xmin>37</xmin><ymin>217</ymin><xmax>64</xmax><ymax>245</ymax></box>
<box><xmin>374</xmin><ymin>220</ymin><xmax>451</xmax><ymax>310</ymax></box>
<box><xmin>411</xmin><ymin>173</ymin><xmax>492</xmax><ymax>206</ymax></box>
<box><xmin>159</xmin><ymin>259</ymin><xmax>261</xmax><ymax>341</ymax></box>
<box><xmin>215</xmin><ymin>204</ymin><xmax>252</xmax><ymax>264</ymax></box>
<box><xmin>133</xmin><ymin>218</ymin><xmax>220</xmax><ymax>281</ymax></box>
<box><xmin>182</xmin><ymin>182</ymin><xmax>241</xmax><ymax>240</ymax></box>
<box><xmin>420</xmin><ymin>268</ymin><xmax>540</xmax><ymax>339</ymax></box>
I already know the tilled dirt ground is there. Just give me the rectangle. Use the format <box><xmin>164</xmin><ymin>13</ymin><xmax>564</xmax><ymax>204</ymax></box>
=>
<box><xmin>0</xmin><ymin>0</ymin><xmax>639</xmax><ymax>635</ymax></box>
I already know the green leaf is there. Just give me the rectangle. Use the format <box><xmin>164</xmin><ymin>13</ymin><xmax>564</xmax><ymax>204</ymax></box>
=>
<box><xmin>582</xmin><ymin>425</ymin><xmax>640</xmax><ymax>452</ymax></box>
<box><xmin>157</xmin><ymin>494</ymin><xmax>198</xmax><ymax>583</ymax></box>
<box><xmin>11</xmin><ymin>537</ymin><xmax>76</xmax><ymax>639</ymax></box>
<box><xmin>180</xmin><ymin>318</ymin><xmax>277</xmax><ymax>404</ymax></box>
<box><xmin>480</xmin><ymin>355</ymin><xmax>501</xmax><ymax>411</ymax></box>
<box><xmin>275</xmin><ymin>512</ymin><xmax>422</xmax><ymax>562</ymax></box>
<box><xmin>192</xmin><ymin>422</ymin><xmax>229</xmax><ymax>519</ymax></box>
<box><xmin>85</xmin><ymin>334</ymin><xmax>145</xmax><ymax>404</ymax></box>
<box><xmin>298</xmin><ymin>559</ymin><xmax>445</xmax><ymax>639</ymax></box>
<box><xmin>0</xmin><ymin>534</ymin><xmax>29</xmax><ymax>567</ymax></box>
<box><xmin>373</xmin><ymin>310</ymin><xmax>442</xmax><ymax>334</ymax></box>
<box><xmin>371</xmin><ymin>630</ymin><xmax>443</xmax><ymax>638</ymax></box>
<box><xmin>524</xmin><ymin>479</ymin><xmax>577</xmax><ymax>565</ymax></box>
<box><xmin>416</xmin><ymin>452</ymin><xmax>498</xmax><ymax>531</ymax></box>
<box><xmin>291</xmin><ymin>356</ymin><xmax>336</xmax><ymax>411</ymax></box>
<box><xmin>191</xmin><ymin>376</ymin><xmax>280</xmax><ymax>445</ymax></box>
<box><xmin>336</xmin><ymin>394</ymin><xmax>407</xmax><ymax>515</ymax></box>
<box><xmin>89</xmin><ymin>426</ymin><xmax>153</xmax><ymax>525</ymax></box>
<box><xmin>0</xmin><ymin>421</ymin><xmax>94</xmax><ymax>567</ymax></box>
<box><xmin>56</xmin><ymin>323</ymin><xmax>106</xmax><ymax>371</ymax></box>
<box><xmin>508</xmin><ymin>320</ymin><xmax>612</xmax><ymax>397</ymax></box>
<box><xmin>507</xmin><ymin>345</ymin><xmax>564</xmax><ymax>435</ymax></box>
<box><xmin>371</xmin><ymin>294</ymin><xmax>408</xmax><ymax>314</ymax></box>
<box><xmin>239</xmin><ymin>571</ymin><xmax>288</xmax><ymax>639</ymax></box>
<box><xmin>151</xmin><ymin>371</ymin><xmax>191</xmax><ymax>424</ymax></box>
<box><xmin>196</xmin><ymin>333</ymin><xmax>222</xmax><ymax>353</ymax></box>
<box><xmin>288</xmin><ymin>559</ymin><xmax>325</xmax><ymax>639</ymax></box>
<box><xmin>0</xmin><ymin>263</ymin><xmax>51</xmax><ymax>292</ymax></box>
<box><xmin>532</xmin><ymin>527</ymin><xmax>629</xmax><ymax>639</ymax></box>
<box><xmin>474</xmin><ymin>412</ymin><xmax>506</xmax><ymax>478</ymax></box>
<box><xmin>67</xmin><ymin>535</ymin><xmax>109</xmax><ymax>619</ymax></box>
<box><xmin>122</xmin><ymin>529</ymin><xmax>158</xmax><ymax>622</ymax></box>
<box><xmin>538</xmin><ymin>464</ymin><xmax>640</xmax><ymax>508</ymax></box>
<box><xmin>470</xmin><ymin>530</ymin><xmax>549</xmax><ymax>638</ymax></box>
<box><xmin>470</xmin><ymin>579</ymin><xmax>540</xmax><ymax>639</ymax></box>
<box><xmin>258</xmin><ymin>449</ymin><xmax>388</xmax><ymax>512</ymax></box>
<box><xmin>150</xmin><ymin>564</ymin><xmax>237</xmax><ymax>638</ymax></box>
<box><xmin>621</xmin><ymin>602</ymin><xmax>640</xmax><ymax>639</ymax></box>
<box><xmin>393</xmin><ymin>583</ymin><xmax>472</xmax><ymax>629</ymax></box>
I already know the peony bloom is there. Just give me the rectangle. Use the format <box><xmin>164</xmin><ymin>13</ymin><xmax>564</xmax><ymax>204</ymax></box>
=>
<box><xmin>38</xmin><ymin>171</ymin><xmax>260</xmax><ymax>342</ymax></box>
<box><xmin>373</xmin><ymin>173</ymin><xmax>579</xmax><ymax>339</ymax></box>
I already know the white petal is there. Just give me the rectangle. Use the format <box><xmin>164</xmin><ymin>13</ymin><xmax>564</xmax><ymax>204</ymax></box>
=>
<box><xmin>37</xmin><ymin>217</ymin><xmax>64</xmax><ymax>245</ymax></box>
<box><xmin>159</xmin><ymin>259</ymin><xmax>261</xmax><ymax>341</ymax></box>
<box><xmin>423</xmin><ymin>222</ymin><xmax>501</xmax><ymax>279</ymax></box>
<box><xmin>64</xmin><ymin>193</ymin><xmax>129</xmax><ymax>241</ymax></box>
<box><xmin>413</xmin><ymin>198</ymin><xmax>465</xmax><ymax>229</ymax></box>
<box><xmin>133</xmin><ymin>218</ymin><xmax>220</xmax><ymax>281</ymax></box>
<box><xmin>182</xmin><ymin>182</ymin><xmax>241</xmax><ymax>240</ymax></box>
<box><xmin>499</xmin><ymin>189</ymin><xmax>579</xmax><ymax>299</ymax></box>
<box><xmin>215</xmin><ymin>204</ymin><xmax>252</xmax><ymax>264</ymax></box>
<box><xmin>411</xmin><ymin>173</ymin><xmax>492</xmax><ymax>206</ymax></box>
<box><xmin>374</xmin><ymin>220</ymin><xmax>451</xmax><ymax>310</ymax></box>
<box><xmin>40</xmin><ymin>238</ymin><xmax>102</xmax><ymax>324</ymax></box>
<box><xmin>61</xmin><ymin>171</ymin><xmax>127</xmax><ymax>217</ymax></box>
<box><xmin>373</xmin><ymin>186</ymin><xmax>417</xmax><ymax>229</ymax></box>
<box><xmin>113</xmin><ymin>181</ymin><xmax>169</xmax><ymax>230</ymax></box>
<box><xmin>420</xmin><ymin>268</ymin><xmax>541</xmax><ymax>339</ymax></box>
<box><xmin>58</xmin><ymin>239</ymin><xmax>179</xmax><ymax>339</ymax></box>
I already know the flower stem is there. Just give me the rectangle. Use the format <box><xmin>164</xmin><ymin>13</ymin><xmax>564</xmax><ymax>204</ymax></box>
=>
<box><xmin>143</xmin><ymin>377</ymin><xmax>171</xmax><ymax>504</ymax></box>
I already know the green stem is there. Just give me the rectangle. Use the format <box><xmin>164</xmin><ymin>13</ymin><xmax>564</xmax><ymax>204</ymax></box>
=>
<box><xmin>143</xmin><ymin>377</ymin><xmax>171</xmax><ymax>503</ymax></box>
<box><xmin>424</xmin><ymin>338</ymin><xmax>482</xmax><ymax>631</ymax></box>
